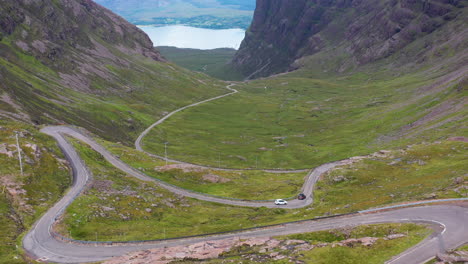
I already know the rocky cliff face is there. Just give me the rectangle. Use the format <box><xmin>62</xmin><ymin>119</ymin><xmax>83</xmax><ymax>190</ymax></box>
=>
<box><xmin>232</xmin><ymin>0</ymin><xmax>467</xmax><ymax>79</ymax></box>
<box><xmin>0</xmin><ymin>0</ymin><xmax>163</xmax><ymax>91</ymax></box>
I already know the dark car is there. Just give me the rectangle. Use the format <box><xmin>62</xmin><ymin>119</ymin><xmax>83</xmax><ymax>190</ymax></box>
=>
<box><xmin>298</xmin><ymin>193</ymin><xmax>306</xmax><ymax>200</ymax></box>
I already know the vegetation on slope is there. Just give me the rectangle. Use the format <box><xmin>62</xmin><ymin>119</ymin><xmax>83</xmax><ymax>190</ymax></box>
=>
<box><xmin>0</xmin><ymin>120</ymin><xmax>70</xmax><ymax>264</ymax></box>
<box><xmin>60</xmin><ymin>138</ymin><xmax>307</xmax><ymax>241</ymax></box>
<box><xmin>316</xmin><ymin>140</ymin><xmax>467</xmax><ymax>212</ymax></box>
<box><xmin>157</xmin><ymin>47</ymin><xmax>244</xmax><ymax>81</ymax></box>
<box><xmin>57</xmin><ymin>136</ymin><xmax>465</xmax><ymax>242</ymax></box>
<box><xmin>141</xmin><ymin>70</ymin><xmax>466</xmax><ymax>169</ymax></box>
<box><xmin>97</xmin><ymin>137</ymin><xmax>306</xmax><ymax>200</ymax></box>
<box><xmin>0</xmin><ymin>0</ymin><xmax>227</xmax><ymax>144</ymax></box>
<box><xmin>172</xmin><ymin>223</ymin><xmax>430</xmax><ymax>264</ymax></box>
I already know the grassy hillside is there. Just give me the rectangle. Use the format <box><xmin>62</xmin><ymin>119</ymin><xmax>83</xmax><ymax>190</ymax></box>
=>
<box><xmin>95</xmin><ymin>137</ymin><xmax>307</xmax><ymax>200</ymax></box>
<box><xmin>141</xmin><ymin>2</ymin><xmax>468</xmax><ymax>169</ymax></box>
<box><xmin>57</xmin><ymin>137</ymin><xmax>461</xmax><ymax>242</ymax></box>
<box><xmin>171</xmin><ymin>224</ymin><xmax>430</xmax><ymax>264</ymax></box>
<box><xmin>0</xmin><ymin>0</ymin><xmax>227</xmax><ymax>144</ymax></box>
<box><xmin>0</xmin><ymin>120</ymin><xmax>70</xmax><ymax>264</ymax></box>
<box><xmin>157</xmin><ymin>46</ymin><xmax>244</xmax><ymax>81</ymax></box>
<box><xmin>141</xmin><ymin>68</ymin><xmax>466</xmax><ymax>169</ymax></box>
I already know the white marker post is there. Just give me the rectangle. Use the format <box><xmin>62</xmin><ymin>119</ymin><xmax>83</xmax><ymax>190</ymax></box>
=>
<box><xmin>15</xmin><ymin>132</ymin><xmax>23</xmax><ymax>175</ymax></box>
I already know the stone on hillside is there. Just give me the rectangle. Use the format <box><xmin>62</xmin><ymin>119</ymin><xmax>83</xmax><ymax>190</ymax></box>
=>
<box><xmin>437</xmin><ymin>253</ymin><xmax>468</xmax><ymax>262</ymax></box>
<box><xmin>359</xmin><ymin>237</ymin><xmax>378</xmax><ymax>246</ymax></box>
<box><xmin>453</xmin><ymin>177</ymin><xmax>464</xmax><ymax>184</ymax></box>
<box><xmin>0</xmin><ymin>143</ymin><xmax>14</xmax><ymax>158</ymax></box>
<box><xmin>447</xmin><ymin>136</ymin><xmax>468</xmax><ymax>142</ymax></box>
<box><xmin>102</xmin><ymin>206</ymin><xmax>115</xmax><ymax>212</ymax></box>
<box><xmin>385</xmin><ymin>234</ymin><xmax>406</xmax><ymax>240</ymax></box>
<box><xmin>285</xmin><ymin>239</ymin><xmax>306</xmax><ymax>245</ymax></box>
<box><xmin>258</xmin><ymin>147</ymin><xmax>271</xmax><ymax>151</ymax></box>
<box><xmin>333</xmin><ymin>175</ymin><xmax>348</xmax><ymax>182</ymax></box>
<box><xmin>202</xmin><ymin>174</ymin><xmax>231</xmax><ymax>183</ymax></box>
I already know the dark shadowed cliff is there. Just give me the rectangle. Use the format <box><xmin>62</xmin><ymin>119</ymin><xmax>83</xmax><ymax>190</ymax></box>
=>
<box><xmin>232</xmin><ymin>0</ymin><xmax>467</xmax><ymax>79</ymax></box>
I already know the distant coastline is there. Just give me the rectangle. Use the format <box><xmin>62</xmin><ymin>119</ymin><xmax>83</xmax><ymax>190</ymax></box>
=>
<box><xmin>133</xmin><ymin>15</ymin><xmax>252</xmax><ymax>30</ymax></box>
<box><xmin>138</xmin><ymin>25</ymin><xmax>246</xmax><ymax>50</ymax></box>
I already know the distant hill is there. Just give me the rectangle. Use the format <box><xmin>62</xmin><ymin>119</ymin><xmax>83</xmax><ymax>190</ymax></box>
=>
<box><xmin>93</xmin><ymin>0</ymin><xmax>256</xmax><ymax>29</ymax></box>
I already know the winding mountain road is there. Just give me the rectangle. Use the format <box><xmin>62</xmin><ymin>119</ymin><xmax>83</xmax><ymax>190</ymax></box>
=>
<box><xmin>39</xmin><ymin>125</ymin><xmax>332</xmax><ymax>208</ymax></box>
<box><xmin>135</xmin><ymin>84</ymin><xmax>238</xmax><ymax>153</ymax></box>
<box><xmin>22</xmin><ymin>86</ymin><xmax>468</xmax><ymax>263</ymax></box>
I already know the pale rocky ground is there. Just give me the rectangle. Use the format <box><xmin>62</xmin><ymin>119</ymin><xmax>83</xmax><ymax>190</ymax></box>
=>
<box><xmin>103</xmin><ymin>233</ymin><xmax>407</xmax><ymax>264</ymax></box>
<box><xmin>435</xmin><ymin>250</ymin><xmax>468</xmax><ymax>263</ymax></box>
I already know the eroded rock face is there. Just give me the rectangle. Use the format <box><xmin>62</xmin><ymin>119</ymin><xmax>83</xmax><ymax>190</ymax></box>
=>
<box><xmin>232</xmin><ymin>0</ymin><xmax>465</xmax><ymax>79</ymax></box>
<box><xmin>0</xmin><ymin>0</ymin><xmax>163</xmax><ymax>92</ymax></box>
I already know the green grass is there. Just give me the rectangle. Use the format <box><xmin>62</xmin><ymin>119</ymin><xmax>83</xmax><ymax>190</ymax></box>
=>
<box><xmin>174</xmin><ymin>223</ymin><xmax>431</xmax><ymax>264</ymax></box>
<box><xmin>60</xmin><ymin>138</ymin><xmax>310</xmax><ymax>241</ymax></box>
<box><xmin>59</xmin><ymin>136</ymin><xmax>465</xmax><ymax>242</ymax></box>
<box><xmin>456</xmin><ymin>244</ymin><xmax>468</xmax><ymax>251</ymax></box>
<box><xmin>142</xmin><ymin>70</ymin><xmax>465</xmax><ymax>169</ymax></box>
<box><xmin>157</xmin><ymin>47</ymin><xmax>244</xmax><ymax>81</ymax></box>
<box><xmin>101</xmin><ymin>134</ymin><xmax>466</xmax><ymax>210</ymax></box>
<box><xmin>96</xmin><ymin>138</ymin><xmax>306</xmax><ymax>200</ymax></box>
<box><xmin>0</xmin><ymin>120</ymin><xmax>70</xmax><ymax>264</ymax></box>
<box><xmin>288</xmin><ymin>224</ymin><xmax>431</xmax><ymax>264</ymax></box>
<box><xmin>315</xmin><ymin>141</ymin><xmax>467</xmax><ymax>213</ymax></box>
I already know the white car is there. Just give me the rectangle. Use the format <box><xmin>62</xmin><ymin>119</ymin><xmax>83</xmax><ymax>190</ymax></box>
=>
<box><xmin>274</xmin><ymin>199</ymin><xmax>288</xmax><ymax>205</ymax></box>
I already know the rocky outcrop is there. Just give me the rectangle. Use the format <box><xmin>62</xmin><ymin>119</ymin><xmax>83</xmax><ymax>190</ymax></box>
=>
<box><xmin>104</xmin><ymin>233</ymin><xmax>407</xmax><ymax>264</ymax></box>
<box><xmin>232</xmin><ymin>0</ymin><xmax>466</xmax><ymax>79</ymax></box>
<box><xmin>0</xmin><ymin>0</ymin><xmax>163</xmax><ymax>70</ymax></box>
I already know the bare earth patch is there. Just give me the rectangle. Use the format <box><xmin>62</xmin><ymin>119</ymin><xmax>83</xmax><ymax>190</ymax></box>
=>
<box><xmin>202</xmin><ymin>173</ymin><xmax>231</xmax><ymax>183</ymax></box>
<box><xmin>447</xmin><ymin>136</ymin><xmax>468</xmax><ymax>142</ymax></box>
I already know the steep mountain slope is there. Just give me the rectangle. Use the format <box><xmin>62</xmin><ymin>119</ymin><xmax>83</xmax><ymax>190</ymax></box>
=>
<box><xmin>0</xmin><ymin>0</ymin><xmax>225</xmax><ymax>143</ymax></box>
<box><xmin>232</xmin><ymin>0</ymin><xmax>467</xmax><ymax>79</ymax></box>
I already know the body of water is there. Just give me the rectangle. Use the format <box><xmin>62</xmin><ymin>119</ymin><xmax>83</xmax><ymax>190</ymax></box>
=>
<box><xmin>138</xmin><ymin>25</ymin><xmax>246</xmax><ymax>50</ymax></box>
